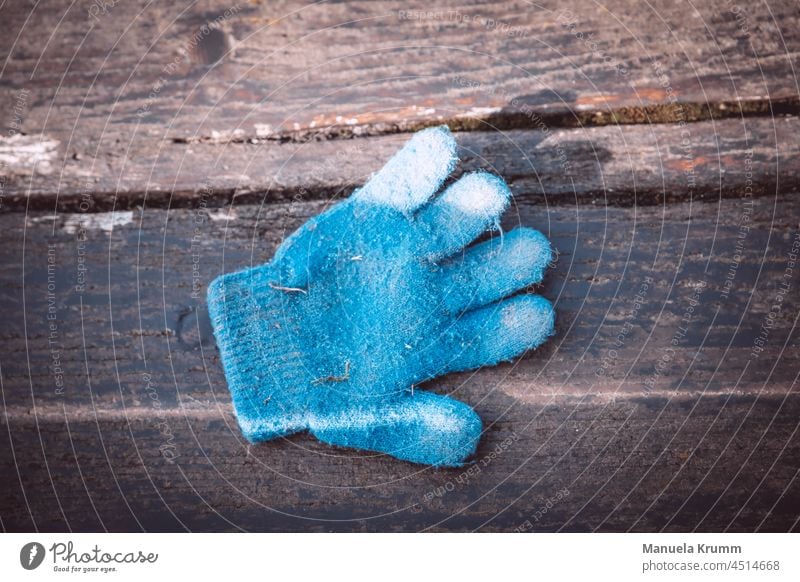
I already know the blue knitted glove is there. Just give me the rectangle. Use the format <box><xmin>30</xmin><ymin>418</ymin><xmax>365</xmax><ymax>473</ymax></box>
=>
<box><xmin>207</xmin><ymin>126</ymin><xmax>554</xmax><ymax>466</ymax></box>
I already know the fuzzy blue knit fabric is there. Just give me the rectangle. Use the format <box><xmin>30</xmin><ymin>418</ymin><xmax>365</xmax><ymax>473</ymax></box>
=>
<box><xmin>207</xmin><ymin>126</ymin><xmax>555</xmax><ymax>466</ymax></box>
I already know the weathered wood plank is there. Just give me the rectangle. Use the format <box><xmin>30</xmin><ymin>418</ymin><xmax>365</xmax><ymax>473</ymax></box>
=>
<box><xmin>2</xmin><ymin>0</ymin><xmax>799</xmax><ymax>535</ymax></box>
<box><xmin>1</xmin><ymin>0</ymin><xmax>798</xmax><ymax>146</ymax></box>
<box><xmin>2</xmin><ymin>116</ymin><xmax>799</xmax><ymax>210</ymax></box>
<box><xmin>3</xmin><ymin>394</ymin><xmax>799</xmax><ymax>532</ymax></box>
<box><xmin>2</xmin><ymin>190</ymin><xmax>798</xmax><ymax>531</ymax></box>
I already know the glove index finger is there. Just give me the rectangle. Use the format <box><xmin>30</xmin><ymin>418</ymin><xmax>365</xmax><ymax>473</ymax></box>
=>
<box><xmin>414</xmin><ymin>171</ymin><xmax>512</xmax><ymax>261</ymax></box>
<box><xmin>354</xmin><ymin>125</ymin><xmax>457</xmax><ymax>213</ymax></box>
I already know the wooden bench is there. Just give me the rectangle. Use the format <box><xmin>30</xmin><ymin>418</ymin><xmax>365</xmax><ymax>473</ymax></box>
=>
<box><xmin>1</xmin><ymin>0</ymin><xmax>799</xmax><ymax>532</ymax></box>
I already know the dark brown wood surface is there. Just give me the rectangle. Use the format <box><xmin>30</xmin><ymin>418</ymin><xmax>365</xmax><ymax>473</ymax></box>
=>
<box><xmin>1</xmin><ymin>0</ymin><xmax>799</xmax><ymax>185</ymax></box>
<box><xmin>2</xmin><ymin>186</ymin><xmax>799</xmax><ymax>532</ymax></box>
<box><xmin>1</xmin><ymin>0</ymin><xmax>799</xmax><ymax>532</ymax></box>
<box><xmin>2</xmin><ymin>0</ymin><xmax>798</xmax><ymax>143</ymax></box>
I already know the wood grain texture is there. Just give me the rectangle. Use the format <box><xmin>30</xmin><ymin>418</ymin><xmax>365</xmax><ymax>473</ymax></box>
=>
<box><xmin>2</xmin><ymin>116</ymin><xmax>799</xmax><ymax>210</ymax></box>
<box><xmin>1</xmin><ymin>0</ymin><xmax>798</xmax><ymax>147</ymax></box>
<box><xmin>2</xmin><ymin>0</ymin><xmax>799</xmax><ymax>532</ymax></box>
<box><xmin>2</xmin><ymin>189</ymin><xmax>798</xmax><ymax>531</ymax></box>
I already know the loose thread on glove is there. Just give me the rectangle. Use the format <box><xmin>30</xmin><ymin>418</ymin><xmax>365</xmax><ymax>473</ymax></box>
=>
<box><xmin>269</xmin><ymin>281</ymin><xmax>308</xmax><ymax>295</ymax></box>
<box><xmin>312</xmin><ymin>361</ymin><xmax>351</xmax><ymax>385</ymax></box>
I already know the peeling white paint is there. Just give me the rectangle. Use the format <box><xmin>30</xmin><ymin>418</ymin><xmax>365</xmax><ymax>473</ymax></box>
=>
<box><xmin>63</xmin><ymin>211</ymin><xmax>134</xmax><ymax>234</ymax></box>
<box><xmin>25</xmin><ymin>215</ymin><xmax>56</xmax><ymax>227</ymax></box>
<box><xmin>456</xmin><ymin>106</ymin><xmax>503</xmax><ymax>119</ymax></box>
<box><xmin>206</xmin><ymin>128</ymin><xmax>244</xmax><ymax>143</ymax></box>
<box><xmin>207</xmin><ymin>209</ymin><xmax>237</xmax><ymax>221</ymax></box>
<box><xmin>254</xmin><ymin>123</ymin><xmax>273</xmax><ymax>137</ymax></box>
<box><xmin>0</xmin><ymin>134</ymin><xmax>59</xmax><ymax>175</ymax></box>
